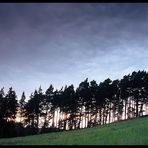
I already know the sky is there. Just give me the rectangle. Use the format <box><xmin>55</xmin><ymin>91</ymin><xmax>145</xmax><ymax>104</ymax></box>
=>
<box><xmin>1</xmin><ymin>3</ymin><xmax>148</xmax><ymax>99</ymax></box>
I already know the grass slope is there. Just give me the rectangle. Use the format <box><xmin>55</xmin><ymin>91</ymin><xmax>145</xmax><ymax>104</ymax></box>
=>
<box><xmin>0</xmin><ymin>116</ymin><xmax>148</xmax><ymax>145</ymax></box>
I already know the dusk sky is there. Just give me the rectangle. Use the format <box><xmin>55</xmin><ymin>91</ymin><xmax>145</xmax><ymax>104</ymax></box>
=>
<box><xmin>1</xmin><ymin>3</ymin><xmax>148</xmax><ymax>99</ymax></box>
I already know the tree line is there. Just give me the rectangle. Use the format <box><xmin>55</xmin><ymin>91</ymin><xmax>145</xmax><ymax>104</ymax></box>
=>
<box><xmin>1</xmin><ymin>70</ymin><xmax>148</xmax><ymax>138</ymax></box>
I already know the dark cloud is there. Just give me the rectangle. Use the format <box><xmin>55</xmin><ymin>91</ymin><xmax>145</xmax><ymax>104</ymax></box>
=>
<box><xmin>0</xmin><ymin>3</ymin><xmax>148</xmax><ymax>98</ymax></box>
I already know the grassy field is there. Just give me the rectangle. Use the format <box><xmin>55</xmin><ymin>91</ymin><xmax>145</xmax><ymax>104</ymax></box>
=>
<box><xmin>0</xmin><ymin>116</ymin><xmax>148</xmax><ymax>145</ymax></box>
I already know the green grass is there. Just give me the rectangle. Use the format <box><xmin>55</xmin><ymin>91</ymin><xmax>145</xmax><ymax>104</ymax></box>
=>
<box><xmin>0</xmin><ymin>116</ymin><xmax>148</xmax><ymax>145</ymax></box>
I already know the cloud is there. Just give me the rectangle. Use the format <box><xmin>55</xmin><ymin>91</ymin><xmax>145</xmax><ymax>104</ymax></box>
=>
<box><xmin>0</xmin><ymin>3</ymin><xmax>148</xmax><ymax>99</ymax></box>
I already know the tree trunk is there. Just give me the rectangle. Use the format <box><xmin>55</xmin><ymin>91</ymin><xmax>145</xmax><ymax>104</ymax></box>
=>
<box><xmin>78</xmin><ymin>106</ymin><xmax>83</xmax><ymax>129</ymax></box>
<box><xmin>140</xmin><ymin>102</ymin><xmax>143</xmax><ymax>117</ymax></box>
<box><xmin>52</xmin><ymin>109</ymin><xmax>55</xmax><ymax>128</ymax></box>
<box><xmin>99</xmin><ymin>107</ymin><xmax>102</xmax><ymax>125</ymax></box>
<box><xmin>136</xmin><ymin>99</ymin><xmax>139</xmax><ymax>117</ymax></box>
<box><xmin>85</xmin><ymin>108</ymin><xmax>87</xmax><ymax>128</ymax></box>
<box><xmin>74</xmin><ymin>112</ymin><xmax>77</xmax><ymax>130</ymax></box>
<box><xmin>43</xmin><ymin>108</ymin><xmax>48</xmax><ymax>128</ymax></box>
<box><xmin>37</xmin><ymin>114</ymin><xmax>39</xmax><ymax>131</ymax></box>
<box><xmin>56</xmin><ymin>109</ymin><xmax>59</xmax><ymax>128</ymax></box>
<box><xmin>108</xmin><ymin>102</ymin><xmax>111</xmax><ymax>123</ymax></box>
<box><xmin>94</xmin><ymin>106</ymin><xmax>98</xmax><ymax>125</ymax></box>
<box><xmin>124</xmin><ymin>100</ymin><xmax>127</xmax><ymax>120</ymax></box>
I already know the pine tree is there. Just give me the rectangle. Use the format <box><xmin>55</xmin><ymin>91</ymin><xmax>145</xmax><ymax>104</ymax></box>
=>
<box><xmin>19</xmin><ymin>91</ymin><xmax>26</xmax><ymax>124</ymax></box>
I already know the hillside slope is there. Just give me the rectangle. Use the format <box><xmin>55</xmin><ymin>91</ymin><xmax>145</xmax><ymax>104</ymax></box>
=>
<box><xmin>0</xmin><ymin>116</ymin><xmax>148</xmax><ymax>145</ymax></box>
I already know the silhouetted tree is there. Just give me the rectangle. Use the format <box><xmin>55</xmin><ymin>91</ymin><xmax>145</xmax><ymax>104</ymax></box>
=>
<box><xmin>24</xmin><ymin>86</ymin><xmax>44</xmax><ymax>133</ymax></box>
<box><xmin>120</xmin><ymin>75</ymin><xmax>131</xmax><ymax>119</ymax></box>
<box><xmin>76</xmin><ymin>78</ymin><xmax>91</xmax><ymax>128</ymax></box>
<box><xmin>61</xmin><ymin>85</ymin><xmax>76</xmax><ymax>130</ymax></box>
<box><xmin>111</xmin><ymin>79</ymin><xmax>123</xmax><ymax>122</ymax></box>
<box><xmin>98</xmin><ymin>78</ymin><xmax>112</xmax><ymax>124</ymax></box>
<box><xmin>52</xmin><ymin>87</ymin><xmax>63</xmax><ymax>129</ymax></box>
<box><xmin>41</xmin><ymin>85</ymin><xmax>54</xmax><ymax>130</ymax></box>
<box><xmin>88</xmin><ymin>80</ymin><xmax>98</xmax><ymax>127</ymax></box>
<box><xmin>0</xmin><ymin>87</ymin><xmax>5</xmax><ymax>121</ymax></box>
<box><xmin>19</xmin><ymin>91</ymin><xmax>26</xmax><ymax>124</ymax></box>
<box><xmin>5</xmin><ymin>87</ymin><xmax>18</xmax><ymax>122</ymax></box>
<box><xmin>0</xmin><ymin>87</ymin><xmax>18</xmax><ymax>138</ymax></box>
<box><xmin>2</xmin><ymin>70</ymin><xmax>148</xmax><ymax>138</ymax></box>
<box><xmin>130</xmin><ymin>71</ymin><xmax>146</xmax><ymax>117</ymax></box>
